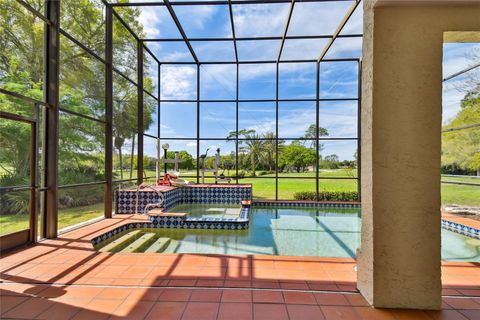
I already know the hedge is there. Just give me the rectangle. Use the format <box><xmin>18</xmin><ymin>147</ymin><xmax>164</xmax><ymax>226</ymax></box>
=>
<box><xmin>293</xmin><ymin>191</ymin><xmax>359</xmax><ymax>202</ymax></box>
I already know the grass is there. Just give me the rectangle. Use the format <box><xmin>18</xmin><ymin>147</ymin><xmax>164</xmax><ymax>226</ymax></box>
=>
<box><xmin>0</xmin><ymin>202</ymin><xmax>104</xmax><ymax>237</ymax></box>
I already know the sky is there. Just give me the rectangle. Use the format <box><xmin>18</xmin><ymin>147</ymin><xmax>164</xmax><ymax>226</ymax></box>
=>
<box><xmin>115</xmin><ymin>1</ymin><xmax>479</xmax><ymax>161</ymax></box>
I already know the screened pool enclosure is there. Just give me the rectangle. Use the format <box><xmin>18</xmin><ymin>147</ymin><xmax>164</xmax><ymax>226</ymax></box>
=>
<box><xmin>0</xmin><ymin>0</ymin><xmax>362</xmax><ymax>245</ymax></box>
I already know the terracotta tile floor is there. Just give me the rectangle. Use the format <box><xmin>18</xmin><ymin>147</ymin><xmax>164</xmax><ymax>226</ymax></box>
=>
<box><xmin>1</xmin><ymin>214</ymin><xmax>479</xmax><ymax>319</ymax></box>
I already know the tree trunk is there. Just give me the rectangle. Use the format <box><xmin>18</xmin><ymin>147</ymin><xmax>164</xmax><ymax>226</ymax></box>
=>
<box><xmin>118</xmin><ymin>147</ymin><xmax>123</xmax><ymax>180</ymax></box>
<box><xmin>251</xmin><ymin>153</ymin><xmax>256</xmax><ymax>177</ymax></box>
<box><xmin>129</xmin><ymin>134</ymin><xmax>135</xmax><ymax>179</ymax></box>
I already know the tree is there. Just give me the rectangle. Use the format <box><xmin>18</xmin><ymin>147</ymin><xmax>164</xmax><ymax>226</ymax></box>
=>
<box><xmin>278</xmin><ymin>141</ymin><xmax>316</xmax><ymax>173</ymax></box>
<box><xmin>0</xmin><ymin>0</ymin><xmax>156</xmax><ymax>183</ymax></box>
<box><xmin>0</xmin><ymin>1</ymin><xmax>156</xmax><ymax>215</ymax></box>
<box><xmin>163</xmin><ymin>150</ymin><xmax>194</xmax><ymax>170</ymax></box>
<box><xmin>442</xmin><ymin>83</ymin><xmax>480</xmax><ymax>175</ymax></box>
<box><xmin>303</xmin><ymin>124</ymin><xmax>329</xmax><ymax>149</ymax></box>
<box><xmin>228</xmin><ymin>129</ymin><xmax>266</xmax><ymax>176</ymax></box>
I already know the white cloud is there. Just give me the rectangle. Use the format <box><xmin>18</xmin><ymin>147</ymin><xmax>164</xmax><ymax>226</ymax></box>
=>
<box><xmin>160</xmin><ymin>65</ymin><xmax>197</xmax><ymax>99</ymax></box>
<box><xmin>139</xmin><ymin>8</ymin><xmax>162</xmax><ymax>38</ymax></box>
<box><xmin>288</xmin><ymin>2</ymin><xmax>352</xmax><ymax>36</ymax></box>
<box><xmin>233</xmin><ymin>3</ymin><xmax>290</xmax><ymax>37</ymax></box>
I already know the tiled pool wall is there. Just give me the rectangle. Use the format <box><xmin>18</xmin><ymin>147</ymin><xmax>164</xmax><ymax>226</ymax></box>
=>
<box><xmin>442</xmin><ymin>220</ymin><xmax>480</xmax><ymax>240</ymax></box>
<box><xmin>116</xmin><ymin>185</ymin><xmax>252</xmax><ymax>214</ymax></box>
<box><xmin>91</xmin><ymin>206</ymin><xmax>251</xmax><ymax>246</ymax></box>
<box><xmin>253</xmin><ymin>201</ymin><xmax>361</xmax><ymax>208</ymax></box>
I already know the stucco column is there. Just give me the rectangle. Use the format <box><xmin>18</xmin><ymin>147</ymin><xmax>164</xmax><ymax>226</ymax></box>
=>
<box><xmin>356</xmin><ymin>0</ymin><xmax>480</xmax><ymax>310</ymax></box>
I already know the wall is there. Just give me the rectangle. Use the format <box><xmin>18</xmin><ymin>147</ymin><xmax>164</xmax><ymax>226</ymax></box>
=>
<box><xmin>357</xmin><ymin>0</ymin><xmax>480</xmax><ymax>309</ymax></box>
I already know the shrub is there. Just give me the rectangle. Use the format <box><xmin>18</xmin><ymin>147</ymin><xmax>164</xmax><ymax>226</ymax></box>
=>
<box><xmin>293</xmin><ymin>191</ymin><xmax>359</xmax><ymax>202</ymax></box>
<box><xmin>231</xmin><ymin>170</ymin><xmax>245</xmax><ymax>179</ymax></box>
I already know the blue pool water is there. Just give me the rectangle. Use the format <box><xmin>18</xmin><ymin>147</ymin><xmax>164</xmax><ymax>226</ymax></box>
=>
<box><xmin>97</xmin><ymin>206</ymin><xmax>480</xmax><ymax>261</ymax></box>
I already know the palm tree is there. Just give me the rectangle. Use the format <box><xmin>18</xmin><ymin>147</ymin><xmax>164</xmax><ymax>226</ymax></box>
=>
<box><xmin>261</xmin><ymin>132</ymin><xmax>285</xmax><ymax>172</ymax></box>
<box><xmin>303</xmin><ymin>124</ymin><xmax>329</xmax><ymax>149</ymax></box>
<box><xmin>228</xmin><ymin>129</ymin><xmax>265</xmax><ymax>176</ymax></box>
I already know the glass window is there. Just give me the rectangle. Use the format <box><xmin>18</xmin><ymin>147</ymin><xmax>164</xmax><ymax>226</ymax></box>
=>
<box><xmin>200</xmin><ymin>64</ymin><xmax>236</xmax><ymax>100</ymax></box>
<box><xmin>319</xmin><ymin>61</ymin><xmax>358</xmax><ymax>99</ymax></box>
<box><xmin>175</xmin><ymin>4</ymin><xmax>231</xmax><ymax>39</ymax></box>
<box><xmin>192</xmin><ymin>42</ymin><xmax>236</xmax><ymax>63</ymax></box>
<box><xmin>318</xmin><ymin>140</ymin><xmax>358</xmax><ymax>178</ymax></box>
<box><xmin>239</xmin><ymin>64</ymin><xmax>276</xmax><ymax>100</ymax></box>
<box><xmin>279</xmin><ymin>63</ymin><xmax>316</xmax><ymax>99</ymax></box>
<box><xmin>238</xmin><ymin>102</ymin><xmax>275</xmax><ymax>136</ymax></box>
<box><xmin>319</xmin><ymin>179</ymin><xmax>358</xmax><ymax>194</ymax></box>
<box><xmin>113</xmin><ymin>14</ymin><xmax>137</xmax><ymax>81</ymax></box>
<box><xmin>58</xmin><ymin>111</ymin><xmax>105</xmax><ymax>185</ymax></box>
<box><xmin>278</xmin><ymin>179</ymin><xmax>315</xmax><ymax>200</ymax></box>
<box><xmin>60</xmin><ymin>0</ymin><xmax>105</xmax><ymax>57</ymax></box>
<box><xmin>144</xmin><ymin>93</ymin><xmax>158</xmax><ymax>137</ymax></box>
<box><xmin>158</xmin><ymin>139</ymin><xmax>197</xmax><ymax>180</ymax></box>
<box><xmin>160</xmin><ymin>102</ymin><xmax>197</xmax><ymax>138</ymax></box>
<box><xmin>160</xmin><ymin>65</ymin><xmax>197</xmax><ymax>100</ymax></box>
<box><xmin>233</xmin><ymin>3</ymin><xmax>290</xmax><ymax>38</ymax></box>
<box><xmin>319</xmin><ymin>101</ymin><xmax>358</xmax><ymax>138</ymax></box>
<box><xmin>143</xmin><ymin>49</ymin><xmax>158</xmax><ymax>97</ymax></box>
<box><xmin>200</xmin><ymin>102</ymin><xmax>236</xmax><ymax>138</ymax></box>
<box><xmin>58</xmin><ymin>185</ymin><xmax>104</xmax><ymax>230</ymax></box>
<box><xmin>60</xmin><ymin>34</ymin><xmax>105</xmax><ymax>121</ymax></box>
<box><xmin>278</xmin><ymin>102</ymin><xmax>316</xmax><ymax>139</ymax></box>
<box><xmin>0</xmin><ymin>1</ymin><xmax>44</xmax><ymax>101</ymax></box>
<box><xmin>113</xmin><ymin>133</ymin><xmax>137</xmax><ymax>181</ymax></box>
<box><xmin>143</xmin><ymin>135</ymin><xmax>159</xmax><ymax>178</ymax></box>
<box><xmin>0</xmin><ymin>117</ymin><xmax>33</xmax><ymax>186</ymax></box>
<box><xmin>0</xmin><ymin>190</ymin><xmax>31</xmax><ymax>236</ymax></box>
<box><xmin>278</xmin><ymin>140</ymin><xmax>316</xmax><ymax>175</ymax></box>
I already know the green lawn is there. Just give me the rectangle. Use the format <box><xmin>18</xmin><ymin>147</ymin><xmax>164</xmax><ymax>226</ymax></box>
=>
<box><xmin>0</xmin><ymin>202</ymin><xmax>104</xmax><ymax>237</ymax></box>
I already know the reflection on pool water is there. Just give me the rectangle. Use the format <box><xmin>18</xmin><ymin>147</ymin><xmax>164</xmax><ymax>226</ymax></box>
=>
<box><xmin>97</xmin><ymin>206</ymin><xmax>480</xmax><ymax>261</ymax></box>
<box><xmin>168</xmin><ymin>204</ymin><xmax>242</xmax><ymax>219</ymax></box>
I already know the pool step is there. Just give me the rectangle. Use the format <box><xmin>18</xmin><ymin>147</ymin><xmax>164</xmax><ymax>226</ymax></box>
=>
<box><xmin>99</xmin><ymin>230</ymin><xmax>141</xmax><ymax>252</ymax></box>
<box><xmin>121</xmin><ymin>233</ymin><xmax>156</xmax><ymax>253</ymax></box>
<box><xmin>161</xmin><ymin>239</ymin><xmax>179</xmax><ymax>253</ymax></box>
<box><xmin>144</xmin><ymin>237</ymin><xmax>171</xmax><ymax>253</ymax></box>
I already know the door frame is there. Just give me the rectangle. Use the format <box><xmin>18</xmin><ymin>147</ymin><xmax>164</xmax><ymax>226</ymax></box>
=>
<box><xmin>0</xmin><ymin>110</ymin><xmax>38</xmax><ymax>251</ymax></box>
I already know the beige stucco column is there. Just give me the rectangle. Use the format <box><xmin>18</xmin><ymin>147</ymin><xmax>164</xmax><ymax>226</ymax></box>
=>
<box><xmin>357</xmin><ymin>0</ymin><xmax>480</xmax><ymax>310</ymax></box>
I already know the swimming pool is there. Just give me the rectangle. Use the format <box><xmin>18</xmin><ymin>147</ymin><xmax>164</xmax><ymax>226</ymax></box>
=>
<box><xmin>95</xmin><ymin>206</ymin><xmax>480</xmax><ymax>261</ymax></box>
<box><xmin>167</xmin><ymin>204</ymin><xmax>242</xmax><ymax>219</ymax></box>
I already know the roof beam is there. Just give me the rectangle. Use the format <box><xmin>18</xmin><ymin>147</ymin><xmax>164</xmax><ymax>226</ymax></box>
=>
<box><xmin>443</xmin><ymin>62</ymin><xmax>480</xmax><ymax>82</ymax></box>
<box><xmin>163</xmin><ymin>0</ymin><xmax>199</xmax><ymax>64</ymax></box>
<box><xmin>277</xmin><ymin>0</ymin><xmax>295</xmax><ymax>63</ymax></box>
<box><xmin>317</xmin><ymin>0</ymin><xmax>361</xmax><ymax>63</ymax></box>
<box><xmin>142</xmin><ymin>34</ymin><xmax>363</xmax><ymax>42</ymax></box>
<box><xmin>228</xmin><ymin>0</ymin><xmax>239</xmax><ymax>62</ymax></box>
<box><xmin>111</xmin><ymin>0</ymin><xmax>352</xmax><ymax>7</ymax></box>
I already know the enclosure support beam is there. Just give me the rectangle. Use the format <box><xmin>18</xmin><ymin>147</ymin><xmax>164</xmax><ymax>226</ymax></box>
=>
<box><xmin>235</xmin><ymin>64</ymin><xmax>239</xmax><ymax>184</ymax></box>
<box><xmin>196</xmin><ymin>64</ymin><xmax>201</xmax><ymax>184</ymax></box>
<box><xmin>356</xmin><ymin>60</ymin><xmax>362</xmax><ymax>201</ymax></box>
<box><xmin>276</xmin><ymin>0</ymin><xmax>295</xmax><ymax>62</ymax></box>
<box><xmin>315</xmin><ymin>63</ymin><xmax>320</xmax><ymax>200</ymax></box>
<box><xmin>104</xmin><ymin>4</ymin><xmax>113</xmax><ymax>218</ymax></box>
<box><xmin>275</xmin><ymin>64</ymin><xmax>279</xmax><ymax>201</ymax></box>
<box><xmin>317</xmin><ymin>0</ymin><xmax>361</xmax><ymax>63</ymax></box>
<box><xmin>42</xmin><ymin>0</ymin><xmax>60</xmax><ymax>239</ymax></box>
<box><xmin>137</xmin><ymin>42</ymin><xmax>144</xmax><ymax>184</ymax></box>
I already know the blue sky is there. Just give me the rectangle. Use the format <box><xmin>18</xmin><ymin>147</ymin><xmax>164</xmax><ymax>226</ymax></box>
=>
<box><xmin>121</xmin><ymin>1</ymin><xmax>479</xmax><ymax>161</ymax></box>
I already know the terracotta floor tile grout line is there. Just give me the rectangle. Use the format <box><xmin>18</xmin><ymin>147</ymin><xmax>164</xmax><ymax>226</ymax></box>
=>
<box><xmin>3</xmin><ymin>281</ymin><xmax>480</xmax><ymax>299</ymax></box>
<box><xmin>0</xmin><ymin>281</ymin><xmax>362</xmax><ymax>295</ymax></box>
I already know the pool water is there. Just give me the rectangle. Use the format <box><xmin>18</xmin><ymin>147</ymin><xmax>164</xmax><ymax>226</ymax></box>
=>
<box><xmin>97</xmin><ymin>206</ymin><xmax>480</xmax><ymax>261</ymax></box>
<box><xmin>168</xmin><ymin>204</ymin><xmax>242</xmax><ymax>219</ymax></box>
